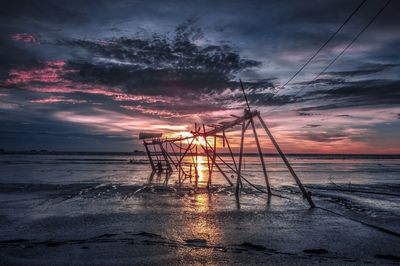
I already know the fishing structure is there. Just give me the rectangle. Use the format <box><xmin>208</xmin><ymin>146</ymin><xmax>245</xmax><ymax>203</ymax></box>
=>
<box><xmin>140</xmin><ymin>80</ymin><xmax>315</xmax><ymax>207</ymax></box>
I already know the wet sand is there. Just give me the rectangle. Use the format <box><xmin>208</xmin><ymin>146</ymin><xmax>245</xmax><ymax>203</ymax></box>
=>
<box><xmin>1</xmin><ymin>183</ymin><xmax>400</xmax><ymax>265</ymax></box>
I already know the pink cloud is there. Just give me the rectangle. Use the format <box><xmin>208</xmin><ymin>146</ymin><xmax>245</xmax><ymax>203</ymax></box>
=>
<box><xmin>3</xmin><ymin>63</ymin><xmax>179</xmax><ymax>107</ymax></box>
<box><xmin>4</xmin><ymin>60</ymin><xmax>72</xmax><ymax>85</ymax></box>
<box><xmin>120</xmin><ymin>105</ymin><xmax>187</xmax><ymax>118</ymax></box>
<box><xmin>114</xmin><ymin>94</ymin><xmax>174</xmax><ymax>103</ymax></box>
<box><xmin>54</xmin><ymin>108</ymin><xmax>188</xmax><ymax>134</ymax></box>
<box><xmin>30</xmin><ymin>96</ymin><xmax>86</xmax><ymax>104</ymax></box>
<box><xmin>11</xmin><ymin>33</ymin><xmax>37</xmax><ymax>43</ymax></box>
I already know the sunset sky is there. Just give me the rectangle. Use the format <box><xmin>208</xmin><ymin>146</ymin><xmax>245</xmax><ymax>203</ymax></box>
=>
<box><xmin>0</xmin><ymin>0</ymin><xmax>399</xmax><ymax>153</ymax></box>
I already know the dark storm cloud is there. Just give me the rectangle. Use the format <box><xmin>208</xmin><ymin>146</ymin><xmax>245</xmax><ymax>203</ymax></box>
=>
<box><xmin>0</xmin><ymin>0</ymin><xmax>83</xmax><ymax>23</ymax></box>
<box><xmin>323</xmin><ymin>63</ymin><xmax>398</xmax><ymax>77</ymax></box>
<box><xmin>247</xmin><ymin>91</ymin><xmax>297</xmax><ymax>106</ymax></box>
<box><xmin>61</xmin><ymin>19</ymin><xmax>261</xmax><ymax>96</ymax></box>
<box><xmin>296</xmin><ymin>79</ymin><xmax>400</xmax><ymax>111</ymax></box>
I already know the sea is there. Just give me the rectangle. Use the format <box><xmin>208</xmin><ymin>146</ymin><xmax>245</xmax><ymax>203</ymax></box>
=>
<box><xmin>0</xmin><ymin>153</ymin><xmax>399</xmax><ymax>187</ymax></box>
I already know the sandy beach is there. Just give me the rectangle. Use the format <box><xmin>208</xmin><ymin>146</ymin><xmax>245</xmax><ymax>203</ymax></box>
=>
<box><xmin>0</xmin><ymin>154</ymin><xmax>399</xmax><ymax>265</ymax></box>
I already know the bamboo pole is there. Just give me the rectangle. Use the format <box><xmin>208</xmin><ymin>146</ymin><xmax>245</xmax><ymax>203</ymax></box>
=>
<box><xmin>187</xmin><ymin>139</ymin><xmax>196</xmax><ymax>183</ymax></box>
<box><xmin>206</xmin><ymin>142</ymin><xmax>260</xmax><ymax>189</ymax></box>
<box><xmin>203</xmin><ymin>124</ymin><xmax>211</xmax><ymax>189</ymax></box>
<box><xmin>202</xmin><ymin>137</ymin><xmax>249</xmax><ymax>187</ymax></box>
<box><xmin>236</xmin><ymin>121</ymin><xmax>246</xmax><ymax>197</ymax></box>
<box><xmin>209</xmin><ymin>134</ymin><xmax>217</xmax><ymax>187</ymax></box>
<box><xmin>168</xmin><ymin>141</ymin><xmax>180</xmax><ymax>162</ymax></box>
<box><xmin>177</xmin><ymin>137</ymin><xmax>195</xmax><ymax>167</ymax></box>
<box><xmin>250</xmin><ymin>117</ymin><xmax>272</xmax><ymax>195</ymax></box>
<box><xmin>189</xmin><ymin>164</ymin><xmax>192</xmax><ymax>183</ymax></box>
<box><xmin>223</xmin><ymin>130</ymin><xmax>241</xmax><ymax>190</ymax></box>
<box><xmin>257</xmin><ymin>114</ymin><xmax>315</xmax><ymax>208</ymax></box>
<box><xmin>168</xmin><ymin>141</ymin><xmax>189</xmax><ymax>179</ymax></box>
<box><xmin>179</xmin><ymin>135</ymin><xmax>182</xmax><ymax>184</ymax></box>
<box><xmin>199</xmin><ymin>144</ymin><xmax>233</xmax><ymax>186</ymax></box>
<box><xmin>222</xmin><ymin>129</ymin><xmax>226</xmax><ymax>147</ymax></box>
<box><xmin>143</xmin><ymin>142</ymin><xmax>156</xmax><ymax>172</ymax></box>
<box><xmin>224</xmin><ymin>131</ymin><xmax>238</xmax><ymax>171</ymax></box>
<box><xmin>159</xmin><ymin>143</ymin><xmax>173</xmax><ymax>172</ymax></box>
<box><xmin>164</xmin><ymin>142</ymin><xmax>188</xmax><ymax>177</ymax></box>
<box><xmin>195</xmin><ymin>137</ymin><xmax>199</xmax><ymax>189</ymax></box>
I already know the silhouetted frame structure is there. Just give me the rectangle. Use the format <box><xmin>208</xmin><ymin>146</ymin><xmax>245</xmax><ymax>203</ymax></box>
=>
<box><xmin>139</xmin><ymin>82</ymin><xmax>315</xmax><ymax>208</ymax></box>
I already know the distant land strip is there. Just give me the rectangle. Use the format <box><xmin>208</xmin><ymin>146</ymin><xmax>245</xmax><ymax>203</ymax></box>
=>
<box><xmin>0</xmin><ymin>150</ymin><xmax>399</xmax><ymax>159</ymax></box>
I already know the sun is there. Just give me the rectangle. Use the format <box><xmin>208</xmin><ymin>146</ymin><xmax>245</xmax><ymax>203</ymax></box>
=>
<box><xmin>166</xmin><ymin>131</ymin><xmax>217</xmax><ymax>149</ymax></box>
<box><xmin>193</xmin><ymin>136</ymin><xmax>207</xmax><ymax>147</ymax></box>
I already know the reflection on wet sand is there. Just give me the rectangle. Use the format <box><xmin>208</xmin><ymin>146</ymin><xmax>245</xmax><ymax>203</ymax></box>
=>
<box><xmin>147</xmin><ymin>155</ymin><xmax>211</xmax><ymax>187</ymax></box>
<box><xmin>144</xmin><ymin>163</ymin><xmax>227</xmax><ymax>263</ymax></box>
<box><xmin>148</xmin><ymin>171</ymin><xmax>171</xmax><ymax>185</ymax></box>
<box><xmin>196</xmin><ymin>156</ymin><xmax>209</xmax><ymax>188</ymax></box>
<box><xmin>175</xmin><ymin>192</ymin><xmax>225</xmax><ymax>263</ymax></box>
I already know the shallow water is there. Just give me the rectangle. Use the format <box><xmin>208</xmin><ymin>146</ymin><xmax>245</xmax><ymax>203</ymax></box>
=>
<box><xmin>0</xmin><ymin>154</ymin><xmax>399</xmax><ymax>187</ymax></box>
<box><xmin>0</xmin><ymin>154</ymin><xmax>399</xmax><ymax>264</ymax></box>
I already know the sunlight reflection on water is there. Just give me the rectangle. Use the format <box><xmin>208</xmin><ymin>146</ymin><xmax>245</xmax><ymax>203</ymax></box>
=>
<box><xmin>0</xmin><ymin>154</ymin><xmax>399</xmax><ymax>187</ymax></box>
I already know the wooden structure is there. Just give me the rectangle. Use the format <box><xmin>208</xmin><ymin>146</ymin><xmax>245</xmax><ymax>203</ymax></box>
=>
<box><xmin>140</xmin><ymin>81</ymin><xmax>315</xmax><ymax>208</ymax></box>
<box><xmin>141</xmin><ymin>137</ymin><xmax>173</xmax><ymax>173</ymax></box>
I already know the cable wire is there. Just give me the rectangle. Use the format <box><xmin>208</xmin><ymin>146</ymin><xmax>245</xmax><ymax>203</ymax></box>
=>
<box><xmin>265</xmin><ymin>0</ymin><xmax>391</xmax><ymax>116</ymax></box>
<box><xmin>279</xmin><ymin>0</ymin><xmax>367</xmax><ymax>89</ymax></box>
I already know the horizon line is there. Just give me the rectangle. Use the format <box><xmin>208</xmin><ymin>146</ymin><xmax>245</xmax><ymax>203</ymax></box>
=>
<box><xmin>1</xmin><ymin>150</ymin><xmax>399</xmax><ymax>156</ymax></box>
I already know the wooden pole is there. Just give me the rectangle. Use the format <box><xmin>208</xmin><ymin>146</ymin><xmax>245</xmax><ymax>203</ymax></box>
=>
<box><xmin>189</xmin><ymin>164</ymin><xmax>192</xmax><ymax>183</ymax></box>
<box><xmin>168</xmin><ymin>141</ymin><xmax>189</xmax><ymax>178</ymax></box>
<box><xmin>222</xmin><ymin>129</ymin><xmax>226</xmax><ymax>147</ymax></box>
<box><xmin>224</xmin><ymin>131</ymin><xmax>238</xmax><ymax>171</ymax></box>
<box><xmin>164</xmin><ymin>143</ymin><xmax>187</xmax><ymax>177</ymax></box>
<box><xmin>210</xmin><ymin>134</ymin><xmax>217</xmax><ymax>187</ymax></box>
<box><xmin>168</xmin><ymin>142</ymin><xmax>180</xmax><ymax>162</ymax></box>
<box><xmin>203</xmin><ymin>125</ymin><xmax>211</xmax><ymax>189</ymax></box>
<box><xmin>250</xmin><ymin>117</ymin><xmax>272</xmax><ymax>195</ymax></box>
<box><xmin>179</xmin><ymin>135</ymin><xmax>182</xmax><ymax>184</ymax></box>
<box><xmin>159</xmin><ymin>142</ymin><xmax>172</xmax><ymax>172</ymax></box>
<box><xmin>236</xmin><ymin>120</ymin><xmax>246</xmax><ymax>197</ymax></box>
<box><xmin>204</xmin><ymin>142</ymin><xmax>262</xmax><ymax>190</ymax></box>
<box><xmin>151</xmin><ymin>143</ymin><xmax>160</xmax><ymax>164</ymax></box>
<box><xmin>199</xmin><ymin>144</ymin><xmax>233</xmax><ymax>186</ymax></box>
<box><xmin>195</xmin><ymin>137</ymin><xmax>199</xmax><ymax>189</ymax></box>
<box><xmin>257</xmin><ymin>114</ymin><xmax>315</xmax><ymax>208</ymax></box>
<box><xmin>143</xmin><ymin>142</ymin><xmax>156</xmax><ymax>172</ymax></box>
<box><xmin>177</xmin><ymin>137</ymin><xmax>195</xmax><ymax>167</ymax></box>
<box><xmin>187</xmin><ymin>138</ymin><xmax>198</xmax><ymax>183</ymax></box>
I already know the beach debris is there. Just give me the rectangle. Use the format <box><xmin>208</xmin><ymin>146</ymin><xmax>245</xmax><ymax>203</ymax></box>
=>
<box><xmin>239</xmin><ymin>242</ymin><xmax>266</xmax><ymax>251</ymax></box>
<box><xmin>95</xmin><ymin>233</ymin><xmax>118</xmax><ymax>239</ymax></box>
<box><xmin>185</xmin><ymin>238</ymin><xmax>207</xmax><ymax>247</ymax></box>
<box><xmin>134</xmin><ymin>231</ymin><xmax>162</xmax><ymax>238</ymax></box>
<box><xmin>303</xmin><ymin>248</ymin><xmax>329</xmax><ymax>254</ymax></box>
<box><xmin>374</xmin><ymin>254</ymin><xmax>400</xmax><ymax>262</ymax></box>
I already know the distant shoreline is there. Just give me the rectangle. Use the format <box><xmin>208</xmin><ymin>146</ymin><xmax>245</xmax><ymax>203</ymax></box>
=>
<box><xmin>0</xmin><ymin>150</ymin><xmax>399</xmax><ymax>159</ymax></box>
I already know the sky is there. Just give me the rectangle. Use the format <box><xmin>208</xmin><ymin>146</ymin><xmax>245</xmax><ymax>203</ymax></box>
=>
<box><xmin>0</xmin><ymin>0</ymin><xmax>399</xmax><ymax>153</ymax></box>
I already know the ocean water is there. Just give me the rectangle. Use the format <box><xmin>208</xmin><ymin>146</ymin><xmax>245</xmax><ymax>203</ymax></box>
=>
<box><xmin>0</xmin><ymin>154</ymin><xmax>399</xmax><ymax>187</ymax></box>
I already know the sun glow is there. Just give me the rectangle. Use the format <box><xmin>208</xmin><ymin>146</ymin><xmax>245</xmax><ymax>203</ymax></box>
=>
<box><xmin>196</xmin><ymin>155</ymin><xmax>208</xmax><ymax>186</ymax></box>
<box><xmin>193</xmin><ymin>137</ymin><xmax>207</xmax><ymax>147</ymax></box>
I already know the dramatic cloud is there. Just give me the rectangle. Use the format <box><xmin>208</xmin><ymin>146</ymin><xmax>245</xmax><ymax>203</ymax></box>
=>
<box><xmin>296</xmin><ymin>79</ymin><xmax>400</xmax><ymax>111</ymax></box>
<box><xmin>61</xmin><ymin>21</ymin><xmax>261</xmax><ymax>97</ymax></box>
<box><xmin>323</xmin><ymin>63</ymin><xmax>398</xmax><ymax>77</ymax></box>
<box><xmin>0</xmin><ymin>0</ymin><xmax>399</xmax><ymax>152</ymax></box>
